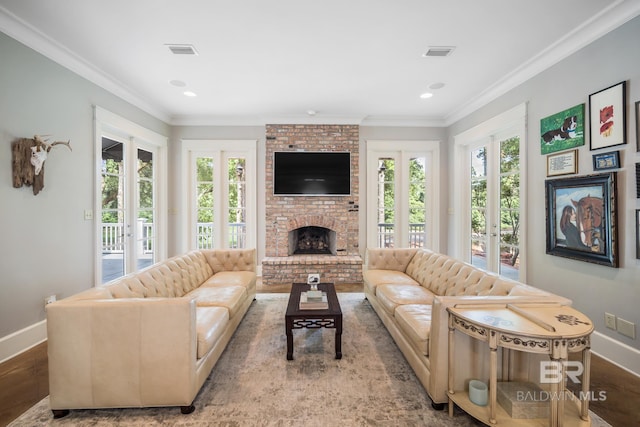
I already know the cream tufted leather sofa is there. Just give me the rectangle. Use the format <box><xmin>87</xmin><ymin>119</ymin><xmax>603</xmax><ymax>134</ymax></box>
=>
<box><xmin>46</xmin><ymin>248</ymin><xmax>256</xmax><ymax>417</ymax></box>
<box><xmin>364</xmin><ymin>248</ymin><xmax>571</xmax><ymax>408</ymax></box>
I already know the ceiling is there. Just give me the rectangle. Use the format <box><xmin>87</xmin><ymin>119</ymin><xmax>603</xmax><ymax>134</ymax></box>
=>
<box><xmin>1</xmin><ymin>0</ymin><xmax>639</xmax><ymax>126</ymax></box>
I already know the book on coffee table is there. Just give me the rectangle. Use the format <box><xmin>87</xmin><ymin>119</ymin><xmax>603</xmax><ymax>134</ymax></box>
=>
<box><xmin>299</xmin><ymin>292</ymin><xmax>329</xmax><ymax>310</ymax></box>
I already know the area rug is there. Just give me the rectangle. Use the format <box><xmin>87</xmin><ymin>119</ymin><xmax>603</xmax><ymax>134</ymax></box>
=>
<box><xmin>9</xmin><ymin>293</ymin><xmax>609</xmax><ymax>426</ymax></box>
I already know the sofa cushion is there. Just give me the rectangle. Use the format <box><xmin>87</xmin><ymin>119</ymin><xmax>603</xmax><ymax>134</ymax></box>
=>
<box><xmin>376</xmin><ymin>284</ymin><xmax>434</xmax><ymax>315</ymax></box>
<box><xmin>202</xmin><ymin>271</ymin><xmax>256</xmax><ymax>291</ymax></box>
<box><xmin>187</xmin><ymin>286</ymin><xmax>247</xmax><ymax>318</ymax></box>
<box><xmin>195</xmin><ymin>306</ymin><xmax>229</xmax><ymax>359</ymax></box>
<box><xmin>395</xmin><ymin>304</ymin><xmax>431</xmax><ymax>356</ymax></box>
<box><xmin>363</xmin><ymin>270</ymin><xmax>419</xmax><ymax>295</ymax></box>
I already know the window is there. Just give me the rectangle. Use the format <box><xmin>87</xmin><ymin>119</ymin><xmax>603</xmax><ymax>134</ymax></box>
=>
<box><xmin>454</xmin><ymin>104</ymin><xmax>526</xmax><ymax>280</ymax></box>
<box><xmin>366</xmin><ymin>140</ymin><xmax>439</xmax><ymax>250</ymax></box>
<box><xmin>94</xmin><ymin>107</ymin><xmax>167</xmax><ymax>284</ymax></box>
<box><xmin>183</xmin><ymin>140</ymin><xmax>256</xmax><ymax>250</ymax></box>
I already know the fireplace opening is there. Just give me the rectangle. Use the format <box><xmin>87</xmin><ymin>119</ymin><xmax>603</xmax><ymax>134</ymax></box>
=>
<box><xmin>288</xmin><ymin>226</ymin><xmax>336</xmax><ymax>255</ymax></box>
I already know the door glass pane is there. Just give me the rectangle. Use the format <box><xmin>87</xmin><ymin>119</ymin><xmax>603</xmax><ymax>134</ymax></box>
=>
<box><xmin>227</xmin><ymin>157</ymin><xmax>246</xmax><ymax>248</ymax></box>
<box><xmin>377</xmin><ymin>158</ymin><xmax>395</xmax><ymax>247</ymax></box>
<box><xmin>137</xmin><ymin>149</ymin><xmax>154</xmax><ymax>270</ymax></box>
<box><xmin>101</xmin><ymin>138</ymin><xmax>125</xmax><ymax>283</ymax></box>
<box><xmin>499</xmin><ymin>137</ymin><xmax>520</xmax><ymax>279</ymax></box>
<box><xmin>409</xmin><ymin>157</ymin><xmax>426</xmax><ymax>248</ymax></box>
<box><xmin>470</xmin><ymin>147</ymin><xmax>487</xmax><ymax>269</ymax></box>
<box><xmin>196</xmin><ymin>157</ymin><xmax>214</xmax><ymax>249</ymax></box>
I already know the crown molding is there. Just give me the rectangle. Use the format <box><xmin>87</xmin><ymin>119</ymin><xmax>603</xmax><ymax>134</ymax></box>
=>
<box><xmin>444</xmin><ymin>0</ymin><xmax>640</xmax><ymax>126</ymax></box>
<box><xmin>3</xmin><ymin>2</ymin><xmax>639</xmax><ymax>129</ymax></box>
<box><xmin>0</xmin><ymin>6</ymin><xmax>171</xmax><ymax>123</ymax></box>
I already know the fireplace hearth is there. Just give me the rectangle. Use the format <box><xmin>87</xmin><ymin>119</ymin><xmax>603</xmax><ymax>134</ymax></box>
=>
<box><xmin>289</xmin><ymin>226</ymin><xmax>336</xmax><ymax>255</ymax></box>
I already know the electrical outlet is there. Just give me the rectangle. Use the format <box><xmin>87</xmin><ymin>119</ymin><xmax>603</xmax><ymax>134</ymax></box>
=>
<box><xmin>44</xmin><ymin>295</ymin><xmax>57</xmax><ymax>306</ymax></box>
<box><xmin>604</xmin><ymin>313</ymin><xmax>616</xmax><ymax>330</ymax></box>
<box><xmin>617</xmin><ymin>318</ymin><xmax>636</xmax><ymax>339</ymax></box>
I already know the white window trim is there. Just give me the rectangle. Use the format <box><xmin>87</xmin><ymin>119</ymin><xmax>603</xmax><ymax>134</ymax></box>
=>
<box><xmin>366</xmin><ymin>140</ymin><xmax>440</xmax><ymax>251</ymax></box>
<box><xmin>452</xmin><ymin>103</ymin><xmax>527</xmax><ymax>280</ymax></box>
<box><xmin>181</xmin><ymin>139</ymin><xmax>257</xmax><ymax>252</ymax></box>
<box><xmin>93</xmin><ymin>106</ymin><xmax>168</xmax><ymax>285</ymax></box>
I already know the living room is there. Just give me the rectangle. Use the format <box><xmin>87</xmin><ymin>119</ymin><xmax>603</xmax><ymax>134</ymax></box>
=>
<box><xmin>1</xmin><ymin>2</ymin><xmax>640</xmax><ymax>426</ymax></box>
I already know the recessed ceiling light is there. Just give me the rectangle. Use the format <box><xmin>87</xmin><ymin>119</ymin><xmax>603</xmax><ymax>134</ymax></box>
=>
<box><xmin>420</xmin><ymin>92</ymin><xmax>434</xmax><ymax>99</ymax></box>
<box><xmin>170</xmin><ymin>79</ymin><xmax>187</xmax><ymax>87</ymax></box>
<box><xmin>307</xmin><ymin>110</ymin><xmax>317</xmax><ymax>116</ymax></box>
<box><xmin>183</xmin><ymin>91</ymin><xmax>197</xmax><ymax>97</ymax></box>
<box><xmin>429</xmin><ymin>82</ymin><xmax>445</xmax><ymax>90</ymax></box>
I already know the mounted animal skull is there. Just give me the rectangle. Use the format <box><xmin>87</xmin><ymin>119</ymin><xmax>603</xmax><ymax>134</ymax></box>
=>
<box><xmin>30</xmin><ymin>135</ymin><xmax>72</xmax><ymax>175</ymax></box>
<box><xmin>11</xmin><ymin>134</ymin><xmax>72</xmax><ymax>195</ymax></box>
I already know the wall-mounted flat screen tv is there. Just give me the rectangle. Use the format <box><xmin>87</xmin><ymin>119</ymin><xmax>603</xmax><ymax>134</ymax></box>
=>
<box><xmin>273</xmin><ymin>151</ymin><xmax>351</xmax><ymax>196</ymax></box>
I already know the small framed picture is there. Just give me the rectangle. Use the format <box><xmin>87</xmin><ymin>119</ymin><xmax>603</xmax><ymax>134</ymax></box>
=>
<box><xmin>636</xmin><ymin>100</ymin><xmax>640</xmax><ymax>152</ymax></box>
<box><xmin>637</xmin><ymin>210</ymin><xmax>640</xmax><ymax>259</ymax></box>
<box><xmin>592</xmin><ymin>150</ymin><xmax>620</xmax><ymax>171</ymax></box>
<box><xmin>540</xmin><ymin>104</ymin><xmax>585</xmax><ymax>155</ymax></box>
<box><xmin>636</xmin><ymin>163</ymin><xmax>640</xmax><ymax>198</ymax></box>
<box><xmin>589</xmin><ymin>81</ymin><xmax>627</xmax><ymax>150</ymax></box>
<box><xmin>547</xmin><ymin>149</ymin><xmax>578</xmax><ymax>176</ymax></box>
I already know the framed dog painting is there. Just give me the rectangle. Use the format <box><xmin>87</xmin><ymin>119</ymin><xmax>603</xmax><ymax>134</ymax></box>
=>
<box><xmin>545</xmin><ymin>172</ymin><xmax>618</xmax><ymax>267</ymax></box>
<box><xmin>589</xmin><ymin>81</ymin><xmax>627</xmax><ymax>150</ymax></box>
<box><xmin>540</xmin><ymin>104</ymin><xmax>585</xmax><ymax>154</ymax></box>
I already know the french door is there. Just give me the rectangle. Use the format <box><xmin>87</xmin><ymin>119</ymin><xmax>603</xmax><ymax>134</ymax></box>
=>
<box><xmin>95</xmin><ymin>107</ymin><xmax>167</xmax><ymax>284</ymax></box>
<box><xmin>366</xmin><ymin>140</ymin><xmax>439</xmax><ymax>250</ymax></box>
<box><xmin>184</xmin><ymin>140</ymin><xmax>256</xmax><ymax>250</ymax></box>
<box><xmin>454</xmin><ymin>104</ymin><xmax>526</xmax><ymax>280</ymax></box>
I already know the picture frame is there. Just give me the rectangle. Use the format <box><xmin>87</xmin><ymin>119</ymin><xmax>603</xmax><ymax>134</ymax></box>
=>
<box><xmin>636</xmin><ymin>163</ymin><xmax>640</xmax><ymax>198</ymax></box>
<box><xmin>545</xmin><ymin>172</ymin><xmax>618</xmax><ymax>267</ymax></box>
<box><xmin>547</xmin><ymin>149</ymin><xmax>578</xmax><ymax>176</ymax></box>
<box><xmin>592</xmin><ymin>150</ymin><xmax>620</xmax><ymax>171</ymax></box>
<box><xmin>589</xmin><ymin>81</ymin><xmax>626</xmax><ymax>150</ymax></box>
<box><xmin>540</xmin><ymin>103</ymin><xmax>585</xmax><ymax>154</ymax></box>
<box><xmin>637</xmin><ymin>209</ymin><xmax>640</xmax><ymax>260</ymax></box>
<box><xmin>636</xmin><ymin>100</ymin><xmax>640</xmax><ymax>152</ymax></box>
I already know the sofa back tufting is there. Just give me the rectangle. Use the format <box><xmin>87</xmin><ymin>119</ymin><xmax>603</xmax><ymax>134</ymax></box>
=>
<box><xmin>203</xmin><ymin>249</ymin><xmax>257</xmax><ymax>273</ymax></box>
<box><xmin>385</xmin><ymin>248</ymin><xmax>547</xmax><ymax>298</ymax></box>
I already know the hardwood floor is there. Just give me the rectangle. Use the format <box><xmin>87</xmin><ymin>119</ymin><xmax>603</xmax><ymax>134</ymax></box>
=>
<box><xmin>1</xmin><ymin>288</ymin><xmax>638</xmax><ymax>426</ymax></box>
<box><xmin>568</xmin><ymin>352</ymin><xmax>640</xmax><ymax>427</ymax></box>
<box><xmin>0</xmin><ymin>341</ymin><xmax>48</xmax><ymax>427</ymax></box>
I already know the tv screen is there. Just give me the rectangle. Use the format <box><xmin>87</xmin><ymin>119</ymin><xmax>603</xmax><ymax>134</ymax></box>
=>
<box><xmin>273</xmin><ymin>151</ymin><xmax>351</xmax><ymax>195</ymax></box>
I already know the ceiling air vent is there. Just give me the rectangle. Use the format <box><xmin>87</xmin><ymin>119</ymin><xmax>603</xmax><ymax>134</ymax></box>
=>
<box><xmin>166</xmin><ymin>44</ymin><xmax>198</xmax><ymax>55</ymax></box>
<box><xmin>423</xmin><ymin>46</ymin><xmax>455</xmax><ymax>57</ymax></box>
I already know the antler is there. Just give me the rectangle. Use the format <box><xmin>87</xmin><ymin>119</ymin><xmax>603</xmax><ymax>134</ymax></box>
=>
<box><xmin>47</xmin><ymin>140</ymin><xmax>72</xmax><ymax>152</ymax></box>
<box><xmin>33</xmin><ymin>135</ymin><xmax>72</xmax><ymax>152</ymax></box>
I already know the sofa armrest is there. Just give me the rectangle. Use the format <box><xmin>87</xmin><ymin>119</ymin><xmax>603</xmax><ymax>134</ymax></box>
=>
<box><xmin>427</xmin><ymin>294</ymin><xmax>572</xmax><ymax>403</ymax></box>
<box><xmin>47</xmin><ymin>297</ymin><xmax>198</xmax><ymax>408</ymax></box>
<box><xmin>365</xmin><ymin>248</ymin><xmax>418</xmax><ymax>271</ymax></box>
<box><xmin>202</xmin><ymin>248</ymin><xmax>256</xmax><ymax>273</ymax></box>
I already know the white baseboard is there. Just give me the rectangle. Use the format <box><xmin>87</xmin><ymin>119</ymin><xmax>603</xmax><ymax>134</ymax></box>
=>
<box><xmin>591</xmin><ymin>330</ymin><xmax>640</xmax><ymax>378</ymax></box>
<box><xmin>0</xmin><ymin>320</ymin><xmax>47</xmax><ymax>364</ymax></box>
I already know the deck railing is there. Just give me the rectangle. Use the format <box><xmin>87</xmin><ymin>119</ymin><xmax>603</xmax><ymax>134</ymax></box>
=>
<box><xmin>377</xmin><ymin>223</ymin><xmax>426</xmax><ymax>248</ymax></box>
<box><xmin>102</xmin><ymin>222</ymin><xmax>246</xmax><ymax>253</ymax></box>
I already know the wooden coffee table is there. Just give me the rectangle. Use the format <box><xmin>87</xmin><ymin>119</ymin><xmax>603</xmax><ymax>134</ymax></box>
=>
<box><xmin>285</xmin><ymin>282</ymin><xmax>342</xmax><ymax>360</ymax></box>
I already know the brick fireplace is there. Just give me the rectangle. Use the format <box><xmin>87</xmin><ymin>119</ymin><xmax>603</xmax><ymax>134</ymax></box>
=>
<box><xmin>262</xmin><ymin>124</ymin><xmax>363</xmax><ymax>285</ymax></box>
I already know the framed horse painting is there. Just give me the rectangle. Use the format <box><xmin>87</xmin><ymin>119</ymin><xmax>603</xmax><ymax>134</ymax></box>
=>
<box><xmin>545</xmin><ymin>172</ymin><xmax>618</xmax><ymax>267</ymax></box>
